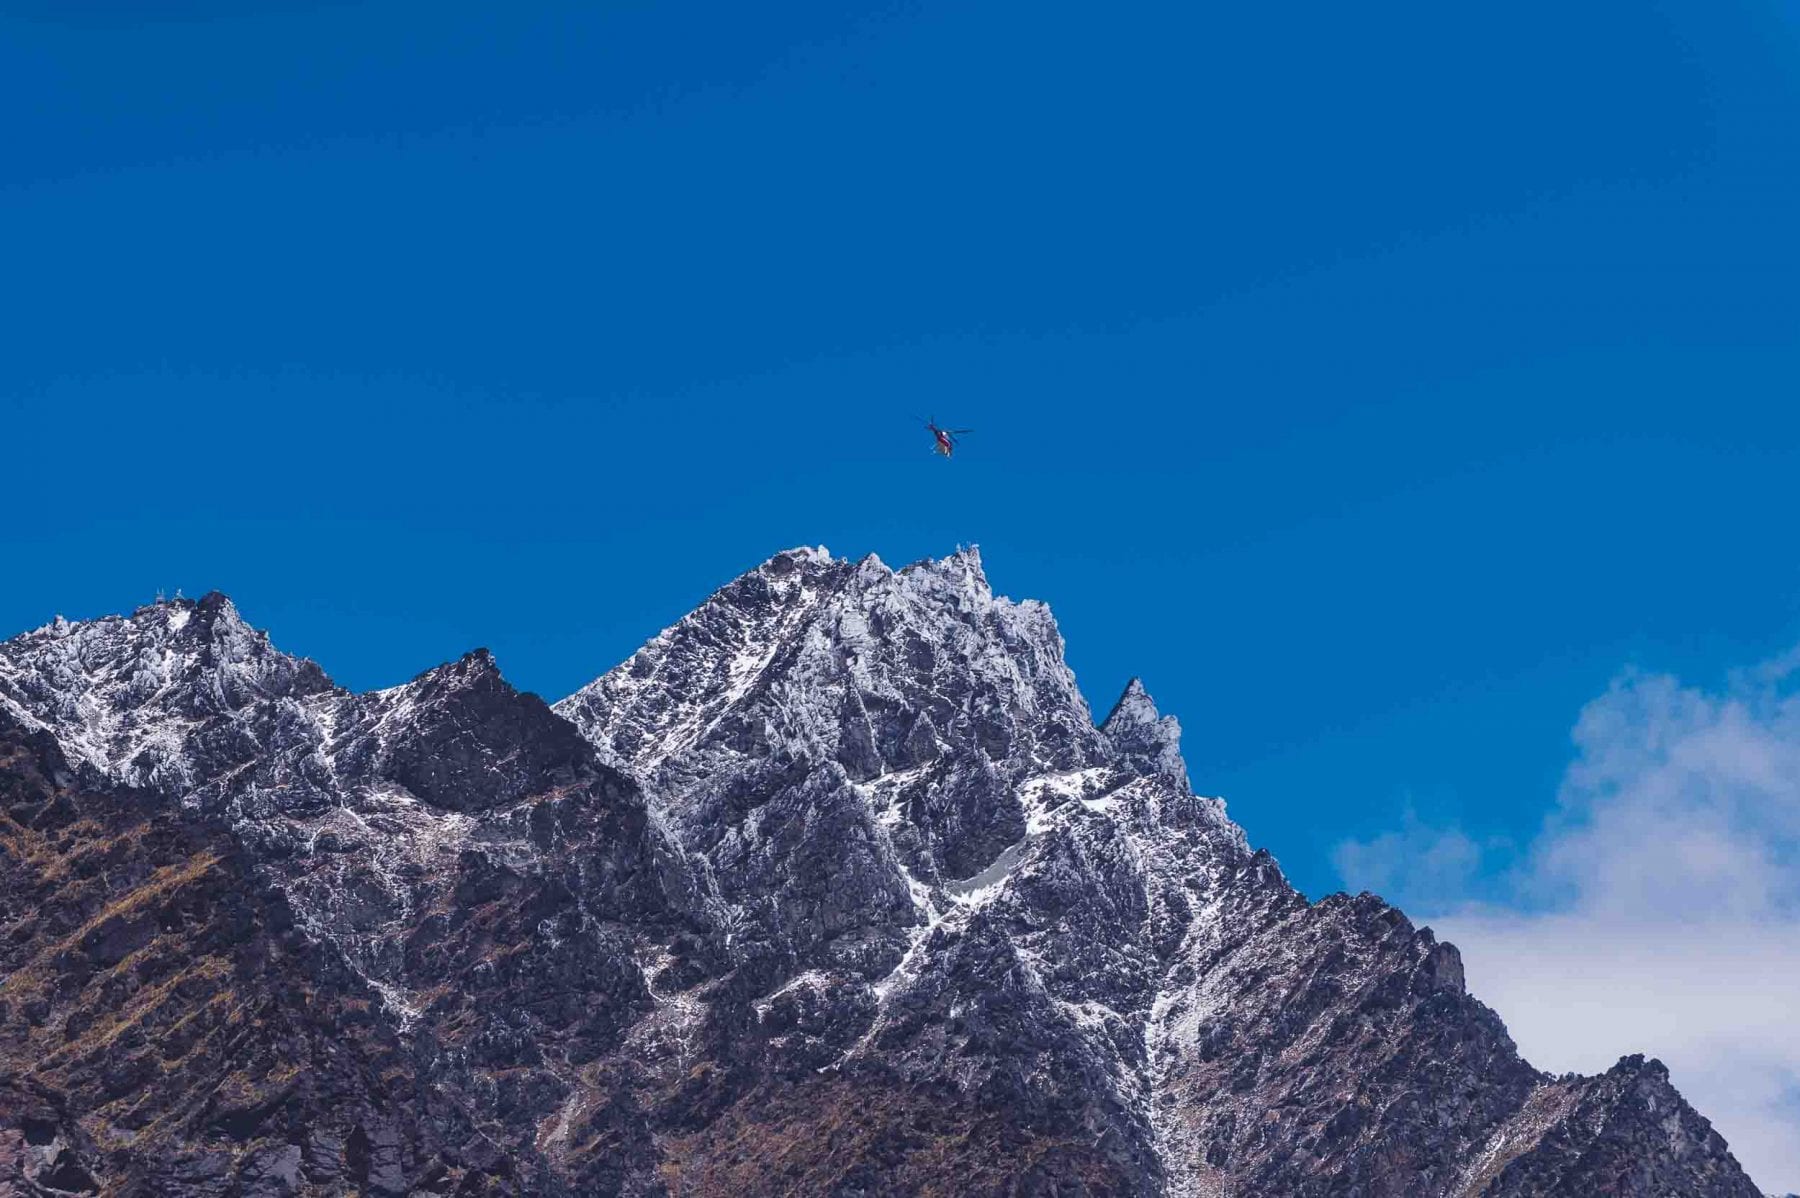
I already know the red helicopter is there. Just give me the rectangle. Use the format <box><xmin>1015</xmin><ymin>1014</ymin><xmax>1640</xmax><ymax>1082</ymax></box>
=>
<box><xmin>924</xmin><ymin>417</ymin><xmax>972</xmax><ymax>458</ymax></box>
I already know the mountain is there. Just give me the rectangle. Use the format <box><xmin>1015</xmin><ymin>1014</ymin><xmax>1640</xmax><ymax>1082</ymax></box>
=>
<box><xmin>0</xmin><ymin>550</ymin><xmax>1765</xmax><ymax>1196</ymax></box>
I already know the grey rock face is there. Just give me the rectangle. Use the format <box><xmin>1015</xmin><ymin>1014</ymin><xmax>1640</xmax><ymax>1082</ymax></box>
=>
<box><xmin>0</xmin><ymin>552</ymin><xmax>1768</xmax><ymax>1196</ymax></box>
<box><xmin>1102</xmin><ymin>678</ymin><xmax>1190</xmax><ymax>793</ymax></box>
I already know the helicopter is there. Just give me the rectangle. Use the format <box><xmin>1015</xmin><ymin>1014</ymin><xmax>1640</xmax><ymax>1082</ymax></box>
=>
<box><xmin>924</xmin><ymin>417</ymin><xmax>972</xmax><ymax>458</ymax></box>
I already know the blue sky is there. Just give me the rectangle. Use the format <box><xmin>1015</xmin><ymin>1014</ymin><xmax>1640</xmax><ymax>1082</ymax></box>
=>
<box><xmin>5</xmin><ymin>9</ymin><xmax>1800</xmax><ymax>1159</ymax></box>
<box><xmin>5</xmin><ymin>0</ymin><xmax>1799</xmax><ymax>893</ymax></box>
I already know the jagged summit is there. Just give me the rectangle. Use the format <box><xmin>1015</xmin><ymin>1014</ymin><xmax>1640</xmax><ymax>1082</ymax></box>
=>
<box><xmin>0</xmin><ymin>551</ymin><xmax>1766</xmax><ymax>1198</ymax></box>
<box><xmin>898</xmin><ymin>541</ymin><xmax>987</xmax><ymax>587</ymax></box>
<box><xmin>556</xmin><ymin>543</ymin><xmax>1102</xmax><ymax>794</ymax></box>
<box><xmin>0</xmin><ymin>596</ymin><xmax>704</xmax><ymax>1102</ymax></box>
<box><xmin>1102</xmin><ymin>677</ymin><xmax>1190</xmax><ymax>791</ymax></box>
<box><xmin>0</xmin><ymin>589</ymin><xmax>332</xmax><ymax>790</ymax></box>
<box><xmin>1105</xmin><ymin>675</ymin><xmax>1155</xmax><ymax>719</ymax></box>
<box><xmin>771</xmin><ymin>542</ymin><xmax>832</xmax><ymax>562</ymax></box>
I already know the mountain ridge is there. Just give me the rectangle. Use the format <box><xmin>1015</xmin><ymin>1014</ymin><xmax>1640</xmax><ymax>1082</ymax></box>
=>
<box><xmin>0</xmin><ymin>547</ymin><xmax>1764</xmax><ymax>1196</ymax></box>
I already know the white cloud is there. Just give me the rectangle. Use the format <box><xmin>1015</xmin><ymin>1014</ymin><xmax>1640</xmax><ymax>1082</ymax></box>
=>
<box><xmin>1336</xmin><ymin>654</ymin><xmax>1800</xmax><ymax>1193</ymax></box>
<box><xmin>1329</xmin><ymin>807</ymin><xmax>1499</xmax><ymax>912</ymax></box>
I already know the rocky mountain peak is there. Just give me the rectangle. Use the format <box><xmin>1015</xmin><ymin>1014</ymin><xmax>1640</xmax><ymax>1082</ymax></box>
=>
<box><xmin>763</xmin><ymin>543</ymin><xmax>833</xmax><ymax>572</ymax></box>
<box><xmin>896</xmin><ymin>543</ymin><xmax>989</xmax><ymax>605</ymax></box>
<box><xmin>401</xmin><ymin>645</ymin><xmax>505</xmax><ymax>693</ymax></box>
<box><xmin>336</xmin><ymin>647</ymin><xmax>605</xmax><ymax>815</ymax></box>
<box><xmin>189</xmin><ymin>587</ymin><xmax>239</xmax><ymax>620</ymax></box>
<box><xmin>0</xmin><ymin>552</ymin><xmax>1770</xmax><ymax>1198</ymax></box>
<box><xmin>1102</xmin><ymin>677</ymin><xmax>1189</xmax><ymax>790</ymax></box>
<box><xmin>0</xmin><ymin>592</ymin><xmax>331</xmax><ymax>790</ymax></box>
<box><xmin>556</xmin><ymin>545</ymin><xmax>1104</xmax><ymax>793</ymax></box>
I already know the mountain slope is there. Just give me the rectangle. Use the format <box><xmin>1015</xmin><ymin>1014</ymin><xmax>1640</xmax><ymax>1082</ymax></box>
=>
<box><xmin>555</xmin><ymin>547</ymin><xmax>1760</xmax><ymax>1198</ymax></box>
<box><xmin>0</xmin><ymin>552</ymin><xmax>1765</xmax><ymax>1196</ymax></box>
<box><xmin>0</xmin><ymin>598</ymin><xmax>718</xmax><ymax>1196</ymax></box>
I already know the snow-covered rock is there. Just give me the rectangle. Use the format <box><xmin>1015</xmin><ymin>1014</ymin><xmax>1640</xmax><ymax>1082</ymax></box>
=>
<box><xmin>0</xmin><ymin>553</ymin><xmax>1766</xmax><ymax>1197</ymax></box>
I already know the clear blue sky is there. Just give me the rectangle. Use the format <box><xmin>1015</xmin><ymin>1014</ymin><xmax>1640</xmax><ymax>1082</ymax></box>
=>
<box><xmin>5</xmin><ymin>0</ymin><xmax>1799</xmax><ymax>901</ymax></box>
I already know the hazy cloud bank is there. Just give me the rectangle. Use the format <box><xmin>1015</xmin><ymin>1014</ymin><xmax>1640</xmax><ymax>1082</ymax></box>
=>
<box><xmin>1335</xmin><ymin>652</ymin><xmax>1800</xmax><ymax>1192</ymax></box>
